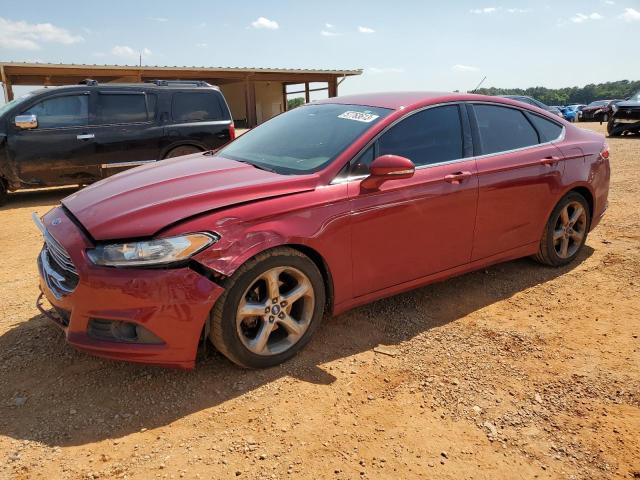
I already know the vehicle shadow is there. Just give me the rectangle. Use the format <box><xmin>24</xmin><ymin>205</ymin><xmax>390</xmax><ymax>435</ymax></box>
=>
<box><xmin>0</xmin><ymin>246</ymin><xmax>593</xmax><ymax>447</ymax></box>
<box><xmin>0</xmin><ymin>186</ymin><xmax>80</xmax><ymax>212</ymax></box>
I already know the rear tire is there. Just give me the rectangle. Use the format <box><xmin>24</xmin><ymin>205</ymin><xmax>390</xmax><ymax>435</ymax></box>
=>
<box><xmin>163</xmin><ymin>145</ymin><xmax>202</xmax><ymax>159</ymax></box>
<box><xmin>210</xmin><ymin>247</ymin><xmax>326</xmax><ymax>368</ymax></box>
<box><xmin>533</xmin><ymin>192</ymin><xmax>591</xmax><ymax>267</ymax></box>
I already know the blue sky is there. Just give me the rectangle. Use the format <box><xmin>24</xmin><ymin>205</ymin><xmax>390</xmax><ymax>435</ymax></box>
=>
<box><xmin>1</xmin><ymin>0</ymin><xmax>640</xmax><ymax>102</ymax></box>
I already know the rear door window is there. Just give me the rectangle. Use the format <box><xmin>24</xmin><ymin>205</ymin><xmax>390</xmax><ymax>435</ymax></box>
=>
<box><xmin>172</xmin><ymin>92</ymin><xmax>225</xmax><ymax>123</ymax></box>
<box><xmin>473</xmin><ymin>104</ymin><xmax>539</xmax><ymax>154</ymax></box>
<box><xmin>21</xmin><ymin>95</ymin><xmax>89</xmax><ymax>128</ymax></box>
<box><xmin>377</xmin><ymin>105</ymin><xmax>464</xmax><ymax>167</ymax></box>
<box><xmin>525</xmin><ymin>112</ymin><xmax>563</xmax><ymax>142</ymax></box>
<box><xmin>96</xmin><ymin>93</ymin><xmax>148</xmax><ymax>124</ymax></box>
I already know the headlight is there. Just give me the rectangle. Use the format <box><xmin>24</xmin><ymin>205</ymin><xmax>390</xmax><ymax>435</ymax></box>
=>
<box><xmin>87</xmin><ymin>233</ymin><xmax>218</xmax><ymax>267</ymax></box>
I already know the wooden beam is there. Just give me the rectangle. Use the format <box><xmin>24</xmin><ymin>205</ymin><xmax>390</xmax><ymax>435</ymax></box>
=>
<box><xmin>282</xmin><ymin>83</ymin><xmax>288</xmax><ymax>112</ymax></box>
<box><xmin>245</xmin><ymin>78</ymin><xmax>257</xmax><ymax>127</ymax></box>
<box><xmin>328</xmin><ymin>77</ymin><xmax>338</xmax><ymax>97</ymax></box>
<box><xmin>0</xmin><ymin>66</ymin><xmax>13</xmax><ymax>102</ymax></box>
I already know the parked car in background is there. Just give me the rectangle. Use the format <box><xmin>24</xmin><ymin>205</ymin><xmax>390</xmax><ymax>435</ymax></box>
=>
<box><xmin>0</xmin><ymin>79</ymin><xmax>235</xmax><ymax>204</ymax></box>
<box><xmin>500</xmin><ymin>95</ymin><xmax>563</xmax><ymax>117</ymax></box>
<box><xmin>34</xmin><ymin>92</ymin><xmax>610</xmax><ymax>369</ymax></box>
<box><xmin>579</xmin><ymin>99</ymin><xmax>624</xmax><ymax>122</ymax></box>
<box><xmin>607</xmin><ymin>89</ymin><xmax>640</xmax><ymax>136</ymax></box>
<box><xmin>560</xmin><ymin>104</ymin><xmax>585</xmax><ymax>122</ymax></box>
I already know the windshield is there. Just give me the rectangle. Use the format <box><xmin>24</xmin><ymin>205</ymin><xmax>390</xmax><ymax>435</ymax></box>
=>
<box><xmin>0</xmin><ymin>93</ymin><xmax>34</xmax><ymax>118</ymax></box>
<box><xmin>630</xmin><ymin>91</ymin><xmax>640</xmax><ymax>102</ymax></box>
<box><xmin>588</xmin><ymin>100</ymin><xmax>608</xmax><ymax>107</ymax></box>
<box><xmin>218</xmin><ymin>103</ymin><xmax>391</xmax><ymax>174</ymax></box>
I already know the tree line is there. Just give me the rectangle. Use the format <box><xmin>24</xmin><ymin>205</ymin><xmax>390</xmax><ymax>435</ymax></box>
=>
<box><xmin>473</xmin><ymin>80</ymin><xmax>640</xmax><ymax>106</ymax></box>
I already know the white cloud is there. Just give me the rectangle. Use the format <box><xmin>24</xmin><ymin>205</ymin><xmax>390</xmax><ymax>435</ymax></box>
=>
<box><xmin>470</xmin><ymin>7</ymin><xmax>497</xmax><ymax>14</ymax></box>
<box><xmin>148</xmin><ymin>17</ymin><xmax>169</xmax><ymax>22</ymax></box>
<box><xmin>111</xmin><ymin>45</ymin><xmax>152</xmax><ymax>59</ymax></box>
<box><xmin>358</xmin><ymin>26</ymin><xmax>375</xmax><ymax>33</ymax></box>
<box><xmin>250</xmin><ymin>17</ymin><xmax>279</xmax><ymax>29</ymax></box>
<box><xmin>506</xmin><ymin>8</ymin><xmax>532</xmax><ymax>13</ymax></box>
<box><xmin>0</xmin><ymin>17</ymin><xmax>83</xmax><ymax>50</ymax></box>
<box><xmin>320</xmin><ymin>30</ymin><xmax>342</xmax><ymax>37</ymax></box>
<box><xmin>195</xmin><ymin>42</ymin><xmax>207</xmax><ymax>47</ymax></box>
<box><xmin>368</xmin><ymin>67</ymin><xmax>404</xmax><ymax>74</ymax></box>
<box><xmin>620</xmin><ymin>7</ymin><xmax>640</xmax><ymax>21</ymax></box>
<box><xmin>570</xmin><ymin>12</ymin><xmax>604</xmax><ymax>23</ymax></box>
<box><xmin>452</xmin><ymin>64</ymin><xmax>479</xmax><ymax>72</ymax></box>
<box><xmin>325</xmin><ymin>23</ymin><xmax>334</xmax><ymax>28</ymax></box>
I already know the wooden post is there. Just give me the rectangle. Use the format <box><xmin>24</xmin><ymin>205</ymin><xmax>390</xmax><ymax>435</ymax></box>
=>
<box><xmin>1</xmin><ymin>66</ymin><xmax>14</xmax><ymax>102</ymax></box>
<box><xmin>328</xmin><ymin>77</ymin><xmax>338</xmax><ymax>98</ymax></box>
<box><xmin>304</xmin><ymin>82</ymin><xmax>310</xmax><ymax>103</ymax></box>
<box><xmin>282</xmin><ymin>82</ymin><xmax>288</xmax><ymax>112</ymax></box>
<box><xmin>245</xmin><ymin>77</ymin><xmax>257</xmax><ymax>127</ymax></box>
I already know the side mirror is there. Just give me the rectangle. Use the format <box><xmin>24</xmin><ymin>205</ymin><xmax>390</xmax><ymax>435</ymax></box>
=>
<box><xmin>361</xmin><ymin>154</ymin><xmax>415</xmax><ymax>190</ymax></box>
<box><xmin>15</xmin><ymin>114</ymin><xmax>38</xmax><ymax>130</ymax></box>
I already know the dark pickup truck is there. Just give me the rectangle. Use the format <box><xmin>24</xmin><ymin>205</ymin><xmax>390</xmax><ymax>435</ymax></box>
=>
<box><xmin>0</xmin><ymin>79</ymin><xmax>235</xmax><ymax>204</ymax></box>
<box><xmin>608</xmin><ymin>90</ymin><xmax>640</xmax><ymax>137</ymax></box>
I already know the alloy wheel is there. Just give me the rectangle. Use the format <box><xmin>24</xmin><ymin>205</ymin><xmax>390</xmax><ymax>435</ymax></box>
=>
<box><xmin>236</xmin><ymin>266</ymin><xmax>315</xmax><ymax>356</ymax></box>
<box><xmin>553</xmin><ymin>201</ymin><xmax>587</xmax><ymax>259</ymax></box>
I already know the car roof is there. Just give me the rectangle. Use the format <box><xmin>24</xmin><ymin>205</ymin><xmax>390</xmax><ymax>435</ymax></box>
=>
<box><xmin>27</xmin><ymin>83</ymin><xmax>221</xmax><ymax>96</ymax></box>
<box><xmin>314</xmin><ymin>91</ymin><xmax>525</xmax><ymax>111</ymax></box>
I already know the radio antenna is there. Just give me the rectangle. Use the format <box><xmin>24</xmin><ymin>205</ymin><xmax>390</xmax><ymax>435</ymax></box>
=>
<box><xmin>470</xmin><ymin>76</ymin><xmax>487</xmax><ymax>93</ymax></box>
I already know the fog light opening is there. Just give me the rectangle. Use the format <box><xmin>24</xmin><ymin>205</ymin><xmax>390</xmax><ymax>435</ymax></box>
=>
<box><xmin>88</xmin><ymin>318</ymin><xmax>164</xmax><ymax>344</ymax></box>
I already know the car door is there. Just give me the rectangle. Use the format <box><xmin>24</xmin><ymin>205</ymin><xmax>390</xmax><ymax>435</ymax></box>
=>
<box><xmin>348</xmin><ymin>104</ymin><xmax>479</xmax><ymax>297</ymax></box>
<box><xmin>7</xmin><ymin>91</ymin><xmax>99</xmax><ymax>186</ymax></box>
<box><xmin>468</xmin><ymin>103</ymin><xmax>566</xmax><ymax>261</ymax></box>
<box><xmin>92</xmin><ymin>90</ymin><xmax>165</xmax><ymax>177</ymax></box>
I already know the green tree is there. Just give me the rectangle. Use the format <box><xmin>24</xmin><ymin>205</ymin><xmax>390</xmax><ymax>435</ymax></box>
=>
<box><xmin>474</xmin><ymin>80</ymin><xmax>640</xmax><ymax>105</ymax></box>
<box><xmin>287</xmin><ymin>97</ymin><xmax>305</xmax><ymax>110</ymax></box>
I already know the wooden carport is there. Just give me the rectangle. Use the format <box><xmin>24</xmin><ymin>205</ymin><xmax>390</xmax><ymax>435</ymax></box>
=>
<box><xmin>0</xmin><ymin>62</ymin><xmax>362</xmax><ymax>127</ymax></box>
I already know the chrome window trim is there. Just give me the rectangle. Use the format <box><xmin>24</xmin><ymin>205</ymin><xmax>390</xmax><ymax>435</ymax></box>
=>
<box><xmin>330</xmin><ymin>100</ymin><xmax>566</xmax><ymax>185</ymax></box>
<box><xmin>101</xmin><ymin>159</ymin><xmax>157</xmax><ymax>169</ymax></box>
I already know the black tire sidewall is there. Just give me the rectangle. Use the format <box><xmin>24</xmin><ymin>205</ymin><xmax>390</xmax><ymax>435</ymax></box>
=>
<box><xmin>217</xmin><ymin>252</ymin><xmax>325</xmax><ymax>368</ymax></box>
<box><xmin>542</xmin><ymin>193</ymin><xmax>591</xmax><ymax>266</ymax></box>
<box><xmin>0</xmin><ymin>180</ymin><xmax>7</xmax><ymax>206</ymax></box>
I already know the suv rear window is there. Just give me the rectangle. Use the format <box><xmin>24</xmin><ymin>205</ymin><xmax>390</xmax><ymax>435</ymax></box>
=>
<box><xmin>172</xmin><ymin>92</ymin><xmax>225</xmax><ymax>123</ymax></box>
<box><xmin>96</xmin><ymin>93</ymin><xmax>148</xmax><ymax>124</ymax></box>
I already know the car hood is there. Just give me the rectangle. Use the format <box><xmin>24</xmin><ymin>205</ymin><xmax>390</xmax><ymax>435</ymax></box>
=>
<box><xmin>62</xmin><ymin>153</ymin><xmax>318</xmax><ymax>240</ymax></box>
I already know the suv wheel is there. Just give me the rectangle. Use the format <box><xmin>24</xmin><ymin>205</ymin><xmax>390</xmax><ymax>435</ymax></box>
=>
<box><xmin>0</xmin><ymin>180</ymin><xmax>7</xmax><ymax>206</ymax></box>
<box><xmin>534</xmin><ymin>192</ymin><xmax>591</xmax><ymax>267</ymax></box>
<box><xmin>210</xmin><ymin>247</ymin><xmax>325</xmax><ymax>368</ymax></box>
<box><xmin>164</xmin><ymin>145</ymin><xmax>202</xmax><ymax>159</ymax></box>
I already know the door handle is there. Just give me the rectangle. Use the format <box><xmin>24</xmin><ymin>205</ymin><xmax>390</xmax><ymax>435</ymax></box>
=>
<box><xmin>540</xmin><ymin>156</ymin><xmax>561</xmax><ymax>166</ymax></box>
<box><xmin>76</xmin><ymin>133</ymin><xmax>95</xmax><ymax>140</ymax></box>
<box><xmin>444</xmin><ymin>171</ymin><xmax>473</xmax><ymax>184</ymax></box>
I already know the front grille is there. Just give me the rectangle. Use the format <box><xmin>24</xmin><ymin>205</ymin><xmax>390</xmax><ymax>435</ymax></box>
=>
<box><xmin>37</xmin><ymin>231</ymin><xmax>79</xmax><ymax>299</ymax></box>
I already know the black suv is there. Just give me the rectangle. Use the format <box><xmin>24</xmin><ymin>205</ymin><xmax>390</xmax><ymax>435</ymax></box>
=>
<box><xmin>0</xmin><ymin>79</ymin><xmax>234</xmax><ymax>204</ymax></box>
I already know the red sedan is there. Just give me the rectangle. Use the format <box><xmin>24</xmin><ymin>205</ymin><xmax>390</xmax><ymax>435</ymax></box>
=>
<box><xmin>34</xmin><ymin>92</ymin><xmax>610</xmax><ymax>369</ymax></box>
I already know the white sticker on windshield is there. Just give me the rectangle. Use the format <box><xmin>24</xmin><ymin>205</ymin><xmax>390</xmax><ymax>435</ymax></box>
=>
<box><xmin>337</xmin><ymin>111</ymin><xmax>380</xmax><ymax>123</ymax></box>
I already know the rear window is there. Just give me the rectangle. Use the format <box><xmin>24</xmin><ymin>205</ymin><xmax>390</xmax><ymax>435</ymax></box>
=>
<box><xmin>473</xmin><ymin>104</ymin><xmax>539</xmax><ymax>155</ymax></box>
<box><xmin>172</xmin><ymin>92</ymin><xmax>226</xmax><ymax>123</ymax></box>
<box><xmin>525</xmin><ymin>112</ymin><xmax>563</xmax><ymax>142</ymax></box>
<box><xmin>96</xmin><ymin>93</ymin><xmax>148</xmax><ymax>124</ymax></box>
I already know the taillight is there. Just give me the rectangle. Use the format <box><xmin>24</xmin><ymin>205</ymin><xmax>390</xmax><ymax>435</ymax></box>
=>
<box><xmin>600</xmin><ymin>143</ymin><xmax>609</xmax><ymax>160</ymax></box>
<box><xmin>228</xmin><ymin>122</ymin><xmax>236</xmax><ymax>140</ymax></box>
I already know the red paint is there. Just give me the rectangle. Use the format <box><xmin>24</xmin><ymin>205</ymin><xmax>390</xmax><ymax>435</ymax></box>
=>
<box><xmin>38</xmin><ymin>92</ymin><xmax>610</xmax><ymax>368</ymax></box>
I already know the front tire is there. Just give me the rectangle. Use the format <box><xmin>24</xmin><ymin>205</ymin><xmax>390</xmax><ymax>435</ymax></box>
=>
<box><xmin>163</xmin><ymin>145</ymin><xmax>202</xmax><ymax>159</ymax></box>
<box><xmin>210</xmin><ymin>247</ymin><xmax>326</xmax><ymax>368</ymax></box>
<box><xmin>534</xmin><ymin>192</ymin><xmax>591</xmax><ymax>267</ymax></box>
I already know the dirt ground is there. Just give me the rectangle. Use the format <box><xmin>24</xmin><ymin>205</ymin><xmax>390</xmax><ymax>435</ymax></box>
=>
<box><xmin>0</xmin><ymin>123</ymin><xmax>638</xmax><ymax>480</ymax></box>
